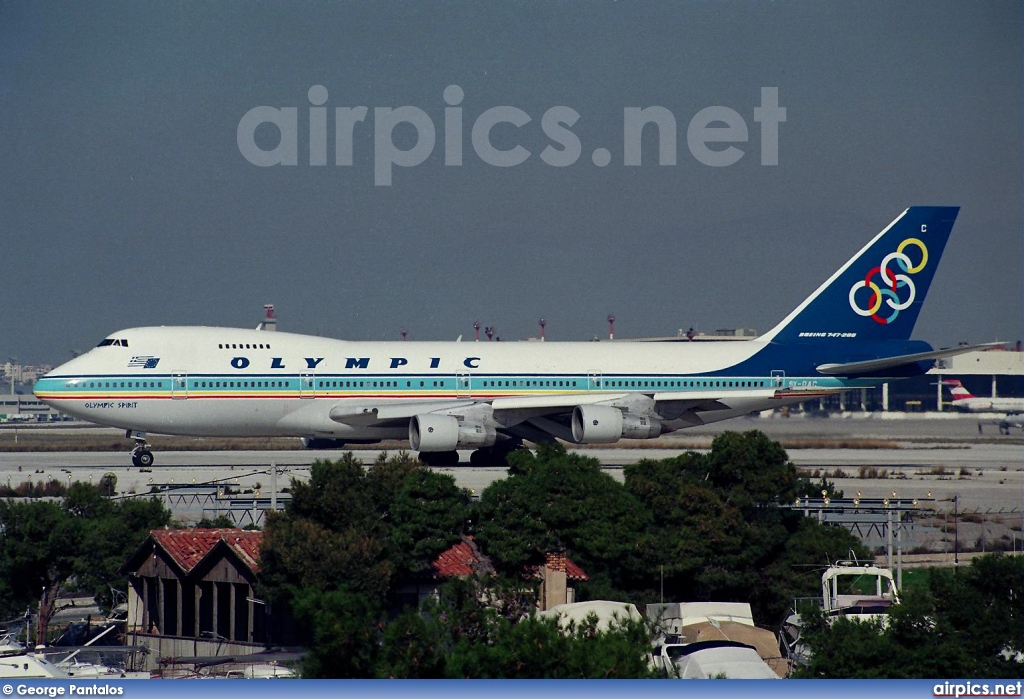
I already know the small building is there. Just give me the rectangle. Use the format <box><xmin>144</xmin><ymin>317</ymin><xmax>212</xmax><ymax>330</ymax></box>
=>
<box><xmin>121</xmin><ymin>528</ymin><xmax>290</xmax><ymax>671</ymax></box>
<box><xmin>529</xmin><ymin>548</ymin><xmax>590</xmax><ymax>612</ymax></box>
<box><xmin>393</xmin><ymin>536</ymin><xmax>589</xmax><ymax>611</ymax></box>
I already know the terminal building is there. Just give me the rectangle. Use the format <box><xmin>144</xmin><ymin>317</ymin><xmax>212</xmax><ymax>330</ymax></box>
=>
<box><xmin>930</xmin><ymin>345</ymin><xmax>1024</xmax><ymax>409</ymax></box>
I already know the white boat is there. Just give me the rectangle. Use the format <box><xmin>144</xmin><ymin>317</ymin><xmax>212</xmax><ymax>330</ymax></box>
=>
<box><xmin>781</xmin><ymin>560</ymin><xmax>900</xmax><ymax>670</ymax></box>
<box><xmin>670</xmin><ymin>641</ymin><xmax>782</xmax><ymax>679</ymax></box>
<box><xmin>820</xmin><ymin>561</ymin><xmax>899</xmax><ymax>622</ymax></box>
<box><xmin>647</xmin><ymin>602</ymin><xmax>785</xmax><ymax>678</ymax></box>
<box><xmin>0</xmin><ymin>637</ymin><xmax>68</xmax><ymax>679</ymax></box>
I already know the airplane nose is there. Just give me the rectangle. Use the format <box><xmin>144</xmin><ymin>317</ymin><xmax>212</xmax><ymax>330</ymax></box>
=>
<box><xmin>32</xmin><ymin>361</ymin><xmax>70</xmax><ymax>405</ymax></box>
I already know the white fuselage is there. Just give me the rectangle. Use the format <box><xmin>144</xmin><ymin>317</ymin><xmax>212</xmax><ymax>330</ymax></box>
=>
<box><xmin>34</xmin><ymin>326</ymin><xmax>854</xmax><ymax>443</ymax></box>
<box><xmin>950</xmin><ymin>396</ymin><xmax>1024</xmax><ymax>414</ymax></box>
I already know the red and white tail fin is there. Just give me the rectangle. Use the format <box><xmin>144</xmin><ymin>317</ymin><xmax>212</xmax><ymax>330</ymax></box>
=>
<box><xmin>941</xmin><ymin>379</ymin><xmax>975</xmax><ymax>400</ymax></box>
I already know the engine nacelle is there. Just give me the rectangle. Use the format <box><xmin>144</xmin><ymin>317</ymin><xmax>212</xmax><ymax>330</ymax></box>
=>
<box><xmin>621</xmin><ymin>412</ymin><xmax>663</xmax><ymax>439</ymax></box>
<box><xmin>571</xmin><ymin>405</ymin><xmax>662</xmax><ymax>443</ymax></box>
<box><xmin>571</xmin><ymin>405</ymin><xmax>623</xmax><ymax>443</ymax></box>
<box><xmin>410</xmin><ymin>414</ymin><xmax>497</xmax><ymax>452</ymax></box>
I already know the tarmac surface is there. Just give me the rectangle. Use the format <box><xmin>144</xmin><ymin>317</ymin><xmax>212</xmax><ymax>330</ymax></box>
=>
<box><xmin>0</xmin><ymin>413</ymin><xmax>1021</xmax><ymax>518</ymax></box>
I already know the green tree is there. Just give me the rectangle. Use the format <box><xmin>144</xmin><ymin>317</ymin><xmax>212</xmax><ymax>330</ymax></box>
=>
<box><xmin>475</xmin><ymin>442</ymin><xmax>652</xmax><ymax>594</ymax></box>
<box><xmin>260</xmin><ymin>456</ymin><xmax>392</xmax><ymax>606</ymax></box>
<box><xmin>624</xmin><ymin>452</ymin><xmax>750</xmax><ymax>601</ymax></box>
<box><xmin>701</xmin><ymin>430</ymin><xmax>798</xmax><ymax>514</ymax></box>
<box><xmin>72</xmin><ymin>488</ymin><xmax>172</xmax><ymax>611</ymax></box>
<box><xmin>292</xmin><ymin>584</ymin><xmax>387</xmax><ymax>678</ymax></box>
<box><xmin>624</xmin><ymin>431</ymin><xmax>865</xmax><ymax>623</ymax></box>
<box><xmin>259</xmin><ymin>453</ymin><xmax>471</xmax><ymax>617</ymax></box>
<box><xmin>433</xmin><ymin>580</ymin><xmax>657</xmax><ymax>679</ymax></box>
<box><xmin>0</xmin><ymin>499</ymin><xmax>74</xmax><ymax>627</ymax></box>
<box><xmin>297</xmin><ymin>577</ymin><xmax>658</xmax><ymax>679</ymax></box>
<box><xmin>195</xmin><ymin>515</ymin><xmax>235</xmax><ymax>528</ymax></box>
<box><xmin>0</xmin><ymin>482</ymin><xmax>169</xmax><ymax>641</ymax></box>
<box><xmin>386</xmin><ymin>467</ymin><xmax>472</xmax><ymax>579</ymax></box>
<box><xmin>364</xmin><ymin>450</ymin><xmax>420</xmax><ymax>513</ymax></box>
<box><xmin>377</xmin><ymin>605</ymin><xmax>447</xmax><ymax>678</ymax></box>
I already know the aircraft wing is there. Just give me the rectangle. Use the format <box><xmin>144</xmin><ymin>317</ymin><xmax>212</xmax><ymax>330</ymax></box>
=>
<box><xmin>327</xmin><ymin>386</ymin><xmax>842</xmax><ymax>432</ymax></box>
<box><xmin>816</xmin><ymin>342</ymin><xmax>1004</xmax><ymax>376</ymax></box>
<box><xmin>328</xmin><ymin>394</ymin><xmax>630</xmax><ymax>427</ymax></box>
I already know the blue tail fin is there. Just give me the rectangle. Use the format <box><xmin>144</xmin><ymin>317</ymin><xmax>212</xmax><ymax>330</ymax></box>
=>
<box><xmin>762</xmin><ymin>207</ymin><xmax>959</xmax><ymax>344</ymax></box>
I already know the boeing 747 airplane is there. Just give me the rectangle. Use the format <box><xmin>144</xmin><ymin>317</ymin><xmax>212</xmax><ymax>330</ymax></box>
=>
<box><xmin>35</xmin><ymin>206</ymin><xmax>994</xmax><ymax>467</ymax></box>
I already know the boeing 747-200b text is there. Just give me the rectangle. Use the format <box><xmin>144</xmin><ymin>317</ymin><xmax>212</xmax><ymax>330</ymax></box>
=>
<box><xmin>35</xmin><ymin>206</ymin><xmax>996</xmax><ymax>467</ymax></box>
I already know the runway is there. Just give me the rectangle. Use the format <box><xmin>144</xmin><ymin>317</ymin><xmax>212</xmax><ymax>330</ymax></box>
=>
<box><xmin>0</xmin><ymin>414</ymin><xmax>1020</xmax><ymax>515</ymax></box>
<box><xmin>0</xmin><ymin>446</ymin><xmax>1020</xmax><ymax>514</ymax></box>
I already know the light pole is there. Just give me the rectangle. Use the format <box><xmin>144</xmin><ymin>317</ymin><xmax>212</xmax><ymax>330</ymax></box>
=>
<box><xmin>940</xmin><ymin>495</ymin><xmax>960</xmax><ymax>566</ymax></box>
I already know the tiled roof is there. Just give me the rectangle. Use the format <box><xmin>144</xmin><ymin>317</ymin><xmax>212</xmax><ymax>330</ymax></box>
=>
<box><xmin>563</xmin><ymin>558</ymin><xmax>590</xmax><ymax>582</ymax></box>
<box><xmin>431</xmin><ymin>536</ymin><xmax>494</xmax><ymax>578</ymax></box>
<box><xmin>431</xmin><ymin>537</ymin><xmax>588</xmax><ymax>581</ymax></box>
<box><xmin>525</xmin><ymin>558</ymin><xmax>590</xmax><ymax>582</ymax></box>
<box><xmin>150</xmin><ymin>529</ymin><xmax>262</xmax><ymax>574</ymax></box>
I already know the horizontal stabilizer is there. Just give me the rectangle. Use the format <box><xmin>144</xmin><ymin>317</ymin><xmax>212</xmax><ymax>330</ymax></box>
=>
<box><xmin>816</xmin><ymin>342</ymin><xmax>1004</xmax><ymax>376</ymax></box>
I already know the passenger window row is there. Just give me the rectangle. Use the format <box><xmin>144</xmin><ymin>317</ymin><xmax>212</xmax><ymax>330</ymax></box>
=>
<box><xmin>218</xmin><ymin>343</ymin><xmax>271</xmax><ymax>350</ymax></box>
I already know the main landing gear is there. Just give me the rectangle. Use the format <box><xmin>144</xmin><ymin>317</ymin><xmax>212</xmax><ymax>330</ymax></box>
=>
<box><xmin>469</xmin><ymin>446</ymin><xmax>517</xmax><ymax>467</ymax></box>
<box><xmin>417</xmin><ymin>443</ymin><xmax>526</xmax><ymax>468</ymax></box>
<box><xmin>127</xmin><ymin>431</ymin><xmax>155</xmax><ymax>468</ymax></box>
<box><xmin>417</xmin><ymin>450</ymin><xmax>460</xmax><ymax>467</ymax></box>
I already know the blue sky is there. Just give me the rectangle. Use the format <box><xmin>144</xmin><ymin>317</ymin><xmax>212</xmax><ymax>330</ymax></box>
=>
<box><xmin>2</xmin><ymin>1</ymin><xmax>1020</xmax><ymax>363</ymax></box>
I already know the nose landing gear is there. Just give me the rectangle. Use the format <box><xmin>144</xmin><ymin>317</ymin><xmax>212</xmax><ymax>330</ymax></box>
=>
<box><xmin>127</xmin><ymin>431</ymin><xmax>155</xmax><ymax>468</ymax></box>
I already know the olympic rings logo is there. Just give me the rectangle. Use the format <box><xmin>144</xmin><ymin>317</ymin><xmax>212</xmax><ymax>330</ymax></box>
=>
<box><xmin>848</xmin><ymin>237</ymin><xmax>928</xmax><ymax>325</ymax></box>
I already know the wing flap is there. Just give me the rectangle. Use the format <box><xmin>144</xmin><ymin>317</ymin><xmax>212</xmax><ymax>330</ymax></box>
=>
<box><xmin>651</xmin><ymin>388</ymin><xmax>779</xmax><ymax>404</ymax></box>
<box><xmin>490</xmin><ymin>393</ymin><xmax>629</xmax><ymax>411</ymax></box>
<box><xmin>328</xmin><ymin>400</ymin><xmax>477</xmax><ymax>425</ymax></box>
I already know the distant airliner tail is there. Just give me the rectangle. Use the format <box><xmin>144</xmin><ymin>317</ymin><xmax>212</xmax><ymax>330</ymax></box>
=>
<box><xmin>761</xmin><ymin>207</ymin><xmax>960</xmax><ymax>345</ymax></box>
<box><xmin>941</xmin><ymin>379</ymin><xmax>975</xmax><ymax>399</ymax></box>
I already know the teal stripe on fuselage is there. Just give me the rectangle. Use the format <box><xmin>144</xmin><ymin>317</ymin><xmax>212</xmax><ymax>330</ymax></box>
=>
<box><xmin>35</xmin><ymin>373</ymin><xmax>868</xmax><ymax>397</ymax></box>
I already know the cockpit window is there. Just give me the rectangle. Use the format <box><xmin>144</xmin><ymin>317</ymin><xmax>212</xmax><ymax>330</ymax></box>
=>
<box><xmin>97</xmin><ymin>339</ymin><xmax>129</xmax><ymax>347</ymax></box>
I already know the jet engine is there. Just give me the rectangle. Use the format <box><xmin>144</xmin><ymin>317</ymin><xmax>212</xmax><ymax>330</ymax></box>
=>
<box><xmin>571</xmin><ymin>405</ymin><xmax>662</xmax><ymax>444</ymax></box>
<box><xmin>410</xmin><ymin>413</ymin><xmax>497</xmax><ymax>451</ymax></box>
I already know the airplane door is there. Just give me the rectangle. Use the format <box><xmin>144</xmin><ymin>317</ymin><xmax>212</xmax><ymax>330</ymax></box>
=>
<box><xmin>171</xmin><ymin>372</ymin><xmax>188</xmax><ymax>400</ymax></box>
<box><xmin>589</xmin><ymin>373</ymin><xmax>603</xmax><ymax>391</ymax></box>
<box><xmin>456</xmin><ymin>373</ymin><xmax>471</xmax><ymax>398</ymax></box>
<box><xmin>771</xmin><ymin>370</ymin><xmax>785</xmax><ymax>388</ymax></box>
<box><xmin>299</xmin><ymin>373</ymin><xmax>315</xmax><ymax>399</ymax></box>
